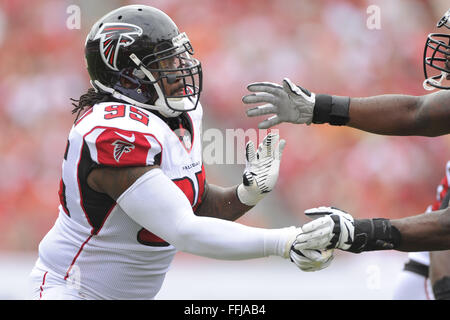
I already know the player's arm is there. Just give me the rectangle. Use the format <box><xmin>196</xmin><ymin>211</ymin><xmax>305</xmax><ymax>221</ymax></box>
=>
<box><xmin>88</xmin><ymin>165</ymin><xmax>292</xmax><ymax>259</ymax></box>
<box><xmin>348</xmin><ymin>90</ymin><xmax>450</xmax><ymax>136</ymax></box>
<box><xmin>86</xmin><ymin>158</ymin><xmax>252</xmax><ymax>222</ymax></box>
<box><xmin>88</xmin><ymin>165</ymin><xmax>333</xmax><ymax>271</ymax></box>
<box><xmin>195</xmin><ymin>132</ymin><xmax>286</xmax><ymax>221</ymax></box>
<box><xmin>194</xmin><ymin>183</ymin><xmax>252</xmax><ymax>221</ymax></box>
<box><xmin>292</xmin><ymin>206</ymin><xmax>450</xmax><ymax>253</ymax></box>
<box><xmin>391</xmin><ymin>209</ymin><xmax>450</xmax><ymax>251</ymax></box>
<box><xmin>87</xmin><ymin>165</ymin><xmax>156</xmax><ymax>200</ymax></box>
<box><xmin>243</xmin><ymin>78</ymin><xmax>450</xmax><ymax>137</ymax></box>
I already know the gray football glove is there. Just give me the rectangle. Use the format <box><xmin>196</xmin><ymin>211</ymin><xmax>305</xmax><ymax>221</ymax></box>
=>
<box><xmin>242</xmin><ymin>78</ymin><xmax>315</xmax><ymax>129</ymax></box>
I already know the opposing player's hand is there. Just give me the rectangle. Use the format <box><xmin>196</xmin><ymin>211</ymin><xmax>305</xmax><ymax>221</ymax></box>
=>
<box><xmin>236</xmin><ymin>133</ymin><xmax>285</xmax><ymax>206</ymax></box>
<box><xmin>290</xmin><ymin>247</ymin><xmax>334</xmax><ymax>272</ymax></box>
<box><xmin>294</xmin><ymin>206</ymin><xmax>401</xmax><ymax>253</ymax></box>
<box><xmin>293</xmin><ymin>207</ymin><xmax>355</xmax><ymax>251</ymax></box>
<box><xmin>242</xmin><ymin>78</ymin><xmax>315</xmax><ymax>129</ymax></box>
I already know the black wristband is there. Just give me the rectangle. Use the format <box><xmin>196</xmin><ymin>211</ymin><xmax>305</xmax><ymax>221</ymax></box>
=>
<box><xmin>403</xmin><ymin>259</ymin><xmax>429</xmax><ymax>277</ymax></box>
<box><xmin>312</xmin><ymin>94</ymin><xmax>332</xmax><ymax>124</ymax></box>
<box><xmin>349</xmin><ymin>218</ymin><xmax>402</xmax><ymax>253</ymax></box>
<box><xmin>313</xmin><ymin>94</ymin><xmax>350</xmax><ymax>126</ymax></box>
<box><xmin>433</xmin><ymin>277</ymin><xmax>450</xmax><ymax>300</ymax></box>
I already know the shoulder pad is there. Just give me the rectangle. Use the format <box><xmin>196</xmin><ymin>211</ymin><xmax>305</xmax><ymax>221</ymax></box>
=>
<box><xmin>78</xmin><ymin>103</ymin><xmax>167</xmax><ymax>167</ymax></box>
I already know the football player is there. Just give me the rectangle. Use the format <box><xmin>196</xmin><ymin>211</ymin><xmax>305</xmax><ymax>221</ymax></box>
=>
<box><xmin>29</xmin><ymin>5</ymin><xmax>333</xmax><ymax>300</ymax></box>
<box><xmin>242</xmin><ymin>8</ymin><xmax>450</xmax><ymax>300</ymax></box>
<box><xmin>392</xmin><ymin>165</ymin><xmax>449</xmax><ymax>300</ymax></box>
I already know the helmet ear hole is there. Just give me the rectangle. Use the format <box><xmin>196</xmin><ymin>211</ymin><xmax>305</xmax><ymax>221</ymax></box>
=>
<box><xmin>119</xmin><ymin>76</ymin><xmax>138</xmax><ymax>89</ymax></box>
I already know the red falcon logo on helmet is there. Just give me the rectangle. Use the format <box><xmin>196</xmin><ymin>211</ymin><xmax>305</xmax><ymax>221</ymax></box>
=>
<box><xmin>112</xmin><ymin>139</ymin><xmax>135</xmax><ymax>162</ymax></box>
<box><xmin>94</xmin><ymin>23</ymin><xmax>143</xmax><ymax>71</ymax></box>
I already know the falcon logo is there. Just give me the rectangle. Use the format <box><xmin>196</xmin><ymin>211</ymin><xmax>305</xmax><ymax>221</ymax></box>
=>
<box><xmin>112</xmin><ymin>139</ymin><xmax>135</xmax><ymax>162</ymax></box>
<box><xmin>94</xmin><ymin>23</ymin><xmax>143</xmax><ymax>71</ymax></box>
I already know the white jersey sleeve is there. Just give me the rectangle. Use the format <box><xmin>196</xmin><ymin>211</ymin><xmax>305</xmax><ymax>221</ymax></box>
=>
<box><xmin>117</xmin><ymin>167</ymin><xmax>296</xmax><ymax>260</ymax></box>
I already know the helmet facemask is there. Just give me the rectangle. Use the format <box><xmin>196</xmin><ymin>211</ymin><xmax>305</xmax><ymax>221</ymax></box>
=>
<box><xmin>129</xmin><ymin>32</ymin><xmax>202</xmax><ymax>117</ymax></box>
<box><xmin>423</xmin><ymin>9</ymin><xmax>450</xmax><ymax>90</ymax></box>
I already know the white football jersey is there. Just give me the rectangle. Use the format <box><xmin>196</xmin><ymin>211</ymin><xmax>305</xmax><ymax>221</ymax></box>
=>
<box><xmin>34</xmin><ymin>100</ymin><xmax>206</xmax><ymax>299</ymax></box>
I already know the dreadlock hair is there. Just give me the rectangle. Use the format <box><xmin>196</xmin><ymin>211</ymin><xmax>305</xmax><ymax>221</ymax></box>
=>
<box><xmin>70</xmin><ymin>88</ymin><xmax>120</xmax><ymax>123</ymax></box>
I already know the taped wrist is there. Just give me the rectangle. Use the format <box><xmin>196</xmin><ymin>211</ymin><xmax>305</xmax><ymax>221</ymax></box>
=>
<box><xmin>348</xmin><ymin>218</ymin><xmax>401</xmax><ymax>253</ymax></box>
<box><xmin>433</xmin><ymin>277</ymin><xmax>450</xmax><ymax>300</ymax></box>
<box><xmin>313</xmin><ymin>94</ymin><xmax>350</xmax><ymax>126</ymax></box>
<box><xmin>236</xmin><ymin>183</ymin><xmax>264</xmax><ymax>206</ymax></box>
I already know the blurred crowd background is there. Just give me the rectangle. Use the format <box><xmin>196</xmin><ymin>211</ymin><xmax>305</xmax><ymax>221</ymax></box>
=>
<box><xmin>0</xmin><ymin>0</ymin><xmax>449</xmax><ymax>253</ymax></box>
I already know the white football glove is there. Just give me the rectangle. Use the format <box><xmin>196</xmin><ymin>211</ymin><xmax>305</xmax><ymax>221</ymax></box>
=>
<box><xmin>281</xmin><ymin>226</ymin><xmax>334</xmax><ymax>272</ymax></box>
<box><xmin>290</xmin><ymin>247</ymin><xmax>334</xmax><ymax>272</ymax></box>
<box><xmin>294</xmin><ymin>207</ymin><xmax>355</xmax><ymax>251</ymax></box>
<box><xmin>242</xmin><ymin>78</ymin><xmax>315</xmax><ymax>129</ymax></box>
<box><xmin>237</xmin><ymin>133</ymin><xmax>286</xmax><ymax>206</ymax></box>
<box><xmin>296</xmin><ymin>206</ymin><xmax>402</xmax><ymax>253</ymax></box>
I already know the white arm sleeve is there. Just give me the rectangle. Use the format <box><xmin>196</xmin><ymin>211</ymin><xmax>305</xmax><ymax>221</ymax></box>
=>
<box><xmin>117</xmin><ymin>168</ymin><xmax>297</xmax><ymax>260</ymax></box>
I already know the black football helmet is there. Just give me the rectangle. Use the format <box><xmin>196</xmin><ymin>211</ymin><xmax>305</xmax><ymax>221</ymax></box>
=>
<box><xmin>85</xmin><ymin>5</ymin><xmax>202</xmax><ymax>117</ymax></box>
<box><xmin>423</xmin><ymin>8</ymin><xmax>450</xmax><ymax>90</ymax></box>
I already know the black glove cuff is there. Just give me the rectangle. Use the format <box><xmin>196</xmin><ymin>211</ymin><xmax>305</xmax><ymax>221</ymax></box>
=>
<box><xmin>349</xmin><ymin>218</ymin><xmax>401</xmax><ymax>253</ymax></box>
<box><xmin>313</xmin><ymin>94</ymin><xmax>350</xmax><ymax>126</ymax></box>
<box><xmin>433</xmin><ymin>277</ymin><xmax>450</xmax><ymax>300</ymax></box>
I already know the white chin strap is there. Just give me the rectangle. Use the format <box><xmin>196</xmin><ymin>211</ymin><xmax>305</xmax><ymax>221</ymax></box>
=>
<box><xmin>423</xmin><ymin>71</ymin><xmax>448</xmax><ymax>91</ymax></box>
<box><xmin>154</xmin><ymin>97</ymin><xmax>182</xmax><ymax>117</ymax></box>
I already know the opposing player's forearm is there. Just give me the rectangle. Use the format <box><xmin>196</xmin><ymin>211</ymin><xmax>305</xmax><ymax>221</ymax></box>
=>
<box><xmin>348</xmin><ymin>91</ymin><xmax>450</xmax><ymax>136</ymax></box>
<box><xmin>195</xmin><ymin>183</ymin><xmax>253</xmax><ymax>221</ymax></box>
<box><xmin>244</xmin><ymin>80</ymin><xmax>450</xmax><ymax>136</ymax></box>
<box><xmin>296</xmin><ymin>206</ymin><xmax>450</xmax><ymax>253</ymax></box>
<box><xmin>391</xmin><ymin>208</ymin><xmax>450</xmax><ymax>251</ymax></box>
